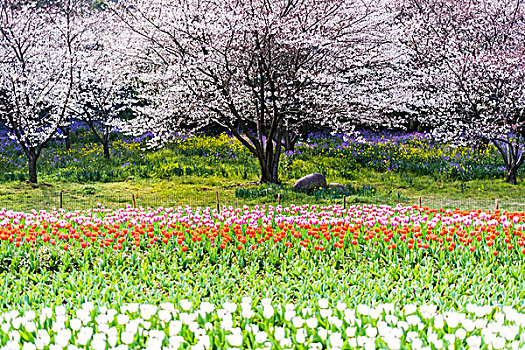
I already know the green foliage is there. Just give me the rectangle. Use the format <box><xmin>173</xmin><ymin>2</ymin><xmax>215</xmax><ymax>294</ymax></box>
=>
<box><xmin>0</xmin><ymin>241</ymin><xmax>524</xmax><ymax>313</ymax></box>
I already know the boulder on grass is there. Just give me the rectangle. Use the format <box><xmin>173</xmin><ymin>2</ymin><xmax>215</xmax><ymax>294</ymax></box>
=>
<box><xmin>293</xmin><ymin>173</ymin><xmax>327</xmax><ymax>192</ymax></box>
<box><xmin>329</xmin><ymin>183</ymin><xmax>346</xmax><ymax>191</ymax></box>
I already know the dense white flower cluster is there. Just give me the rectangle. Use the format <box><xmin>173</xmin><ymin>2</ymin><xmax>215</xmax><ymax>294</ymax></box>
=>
<box><xmin>1</xmin><ymin>301</ymin><xmax>525</xmax><ymax>349</ymax></box>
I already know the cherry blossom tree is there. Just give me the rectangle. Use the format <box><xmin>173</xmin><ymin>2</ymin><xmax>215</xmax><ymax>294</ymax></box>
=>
<box><xmin>397</xmin><ymin>0</ymin><xmax>525</xmax><ymax>184</ymax></box>
<box><xmin>70</xmin><ymin>8</ymin><xmax>135</xmax><ymax>160</ymax></box>
<box><xmin>0</xmin><ymin>0</ymin><xmax>87</xmax><ymax>183</ymax></box>
<box><xmin>112</xmin><ymin>0</ymin><xmax>396</xmax><ymax>183</ymax></box>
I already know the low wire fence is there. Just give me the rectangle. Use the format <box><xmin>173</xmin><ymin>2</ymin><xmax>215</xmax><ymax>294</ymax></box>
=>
<box><xmin>1</xmin><ymin>186</ymin><xmax>525</xmax><ymax>213</ymax></box>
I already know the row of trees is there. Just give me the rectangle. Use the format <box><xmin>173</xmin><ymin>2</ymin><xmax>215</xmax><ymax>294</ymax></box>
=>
<box><xmin>0</xmin><ymin>0</ymin><xmax>524</xmax><ymax>184</ymax></box>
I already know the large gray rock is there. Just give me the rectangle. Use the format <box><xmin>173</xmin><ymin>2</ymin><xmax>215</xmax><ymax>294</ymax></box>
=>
<box><xmin>293</xmin><ymin>173</ymin><xmax>327</xmax><ymax>191</ymax></box>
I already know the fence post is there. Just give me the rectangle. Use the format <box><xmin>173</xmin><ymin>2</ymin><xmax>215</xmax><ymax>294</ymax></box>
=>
<box><xmin>132</xmin><ymin>193</ymin><xmax>136</xmax><ymax>208</ymax></box>
<box><xmin>418</xmin><ymin>196</ymin><xmax>422</xmax><ymax>208</ymax></box>
<box><xmin>59</xmin><ymin>191</ymin><xmax>63</xmax><ymax>209</ymax></box>
<box><xmin>495</xmin><ymin>198</ymin><xmax>499</xmax><ymax>211</ymax></box>
<box><xmin>278</xmin><ymin>193</ymin><xmax>281</xmax><ymax>206</ymax></box>
<box><xmin>216</xmin><ymin>190</ymin><xmax>220</xmax><ymax>213</ymax></box>
<box><xmin>343</xmin><ymin>195</ymin><xmax>346</xmax><ymax>210</ymax></box>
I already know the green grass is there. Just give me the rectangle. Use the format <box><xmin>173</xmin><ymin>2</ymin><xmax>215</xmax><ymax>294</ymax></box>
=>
<box><xmin>1</xmin><ymin>169</ymin><xmax>524</xmax><ymax>213</ymax></box>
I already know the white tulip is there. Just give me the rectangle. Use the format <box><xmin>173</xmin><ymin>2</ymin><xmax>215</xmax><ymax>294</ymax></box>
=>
<box><xmin>492</xmin><ymin>336</ymin><xmax>506</xmax><ymax>350</ymax></box>
<box><xmin>91</xmin><ymin>333</ymin><xmax>107</xmax><ymax>350</ymax></box>
<box><xmin>226</xmin><ymin>329</ymin><xmax>243</xmax><ymax>347</ymax></box>
<box><xmin>306</xmin><ymin>317</ymin><xmax>318</xmax><ymax>329</ymax></box>
<box><xmin>279</xmin><ymin>337</ymin><xmax>292</xmax><ymax>348</ymax></box>
<box><xmin>318</xmin><ymin>328</ymin><xmax>327</xmax><ymax>340</ymax></box>
<box><xmin>434</xmin><ymin>315</ymin><xmax>444</xmax><ymax>329</ymax></box>
<box><xmin>180</xmin><ymin>299</ymin><xmax>192</xmax><ymax>311</ymax></box>
<box><xmin>77</xmin><ymin>327</ymin><xmax>94</xmax><ymax>346</ymax></box>
<box><xmin>255</xmin><ymin>331</ymin><xmax>268</xmax><ymax>343</ymax></box>
<box><xmin>140</xmin><ymin>304</ymin><xmax>158</xmax><ymax>320</ymax></box>
<box><xmin>474</xmin><ymin>318</ymin><xmax>487</xmax><ymax>329</ymax></box>
<box><xmin>336</xmin><ymin>301</ymin><xmax>346</xmax><ymax>312</ymax></box>
<box><xmin>220</xmin><ymin>314</ymin><xmax>233</xmax><ymax>331</ymax></box>
<box><xmin>501</xmin><ymin>325</ymin><xmax>519</xmax><ymax>341</ymax></box>
<box><xmin>149</xmin><ymin>330</ymin><xmax>166</xmax><ymax>340</ymax></box>
<box><xmin>263</xmin><ymin>306</ymin><xmax>274</xmax><ymax>319</ymax></box>
<box><xmin>189</xmin><ymin>321</ymin><xmax>199</xmax><ymax>332</ymax></box>
<box><xmin>357</xmin><ymin>304</ymin><xmax>370</xmax><ymax>316</ymax></box>
<box><xmin>55</xmin><ymin>306</ymin><xmax>66</xmax><ymax>316</ymax></box>
<box><xmin>55</xmin><ymin>328</ymin><xmax>72</xmax><ymax>347</ymax></box>
<box><xmin>320</xmin><ymin>309</ymin><xmax>332</xmax><ymax>318</ymax></box>
<box><xmin>397</xmin><ymin>321</ymin><xmax>408</xmax><ymax>331</ymax></box>
<box><xmin>169</xmin><ymin>320</ymin><xmax>182</xmax><ymax>336</ymax></box>
<box><xmin>284</xmin><ymin>310</ymin><xmax>296</xmax><ymax>321</ymax></box>
<box><xmin>24</xmin><ymin>321</ymin><xmax>36</xmax><ymax>333</ymax></box>
<box><xmin>386</xmin><ymin>336</ymin><xmax>401</xmax><ymax>350</ymax></box>
<box><xmin>295</xmin><ymin>328</ymin><xmax>307</xmax><ymax>344</ymax></box>
<box><xmin>318</xmin><ymin>298</ymin><xmax>329</xmax><ymax>309</ymax></box>
<box><xmin>329</xmin><ymin>332</ymin><xmax>344</xmax><ymax>347</ymax></box>
<box><xmin>125</xmin><ymin>303</ymin><xmax>139</xmax><ymax>313</ymax></box>
<box><xmin>365</xmin><ymin>325</ymin><xmax>377</xmax><ymax>338</ymax></box>
<box><xmin>223</xmin><ymin>302</ymin><xmax>237</xmax><ymax>313</ymax></box>
<box><xmin>36</xmin><ymin>329</ymin><xmax>50</xmax><ymax>346</ymax></box>
<box><xmin>291</xmin><ymin>316</ymin><xmax>304</xmax><ymax>328</ymax></box>
<box><xmin>406</xmin><ymin>314</ymin><xmax>421</xmax><ymax>325</ymax></box>
<box><xmin>274</xmin><ymin>326</ymin><xmax>285</xmax><ymax>341</ymax></box>
<box><xmin>432</xmin><ymin>338</ymin><xmax>443</xmax><ymax>349</ymax></box>
<box><xmin>443</xmin><ymin>333</ymin><xmax>455</xmax><ymax>346</ymax></box>
<box><xmin>404</xmin><ymin>304</ymin><xmax>417</xmax><ymax>316</ymax></box>
<box><xmin>107</xmin><ymin>327</ymin><xmax>118</xmax><ymax>347</ymax></box>
<box><xmin>369</xmin><ymin>307</ymin><xmax>381</xmax><ymax>320</ymax></box>
<box><xmin>140</xmin><ymin>320</ymin><xmax>151</xmax><ymax>330</ymax></box>
<box><xmin>169</xmin><ymin>335</ymin><xmax>185</xmax><ymax>348</ymax></box>
<box><xmin>328</xmin><ymin>316</ymin><xmax>343</xmax><ymax>328</ymax></box>
<box><xmin>160</xmin><ymin>302</ymin><xmax>175</xmax><ymax>313</ymax></box>
<box><xmin>261</xmin><ymin>298</ymin><xmax>272</xmax><ymax>308</ymax></box>
<box><xmin>116</xmin><ymin>314</ymin><xmax>130</xmax><ymax>325</ymax></box>
<box><xmin>406</xmin><ymin>331</ymin><xmax>419</xmax><ymax>342</ymax></box>
<box><xmin>455</xmin><ymin>328</ymin><xmax>466</xmax><ymax>340</ymax></box>
<box><xmin>302</xmin><ymin>307</ymin><xmax>313</xmax><ymax>317</ymax></box>
<box><xmin>346</xmin><ymin>326</ymin><xmax>356</xmax><ymax>337</ymax></box>
<box><xmin>121</xmin><ymin>331</ymin><xmax>135</xmax><ymax>345</ymax></box>
<box><xmin>419</xmin><ymin>304</ymin><xmax>437</xmax><ymax>319</ymax></box>
<box><xmin>22</xmin><ymin>343</ymin><xmax>36</xmax><ymax>350</ymax></box>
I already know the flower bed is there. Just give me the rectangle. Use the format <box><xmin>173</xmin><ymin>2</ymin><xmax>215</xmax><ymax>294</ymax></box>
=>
<box><xmin>2</xmin><ymin>301</ymin><xmax>524</xmax><ymax>349</ymax></box>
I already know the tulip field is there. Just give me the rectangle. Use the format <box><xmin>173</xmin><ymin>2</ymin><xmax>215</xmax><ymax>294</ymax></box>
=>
<box><xmin>0</xmin><ymin>203</ymin><xmax>525</xmax><ymax>349</ymax></box>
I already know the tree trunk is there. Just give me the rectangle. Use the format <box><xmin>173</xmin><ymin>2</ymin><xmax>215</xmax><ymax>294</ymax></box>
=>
<box><xmin>28</xmin><ymin>154</ymin><xmax>38</xmax><ymax>184</ymax></box>
<box><xmin>257</xmin><ymin>132</ymin><xmax>282</xmax><ymax>184</ymax></box>
<box><xmin>284</xmin><ymin>134</ymin><xmax>295</xmax><ymax>152</ymax></box>
<box><xmin>493</xmin><ymin>138</ymin><xmax>525</xmax><ymax>185</ymax></box>
<box><xmin>258</xmin><ymin>155</ymin><xmax>279</xmax><ymax>183</ymax></box>
<box><xmin>281</xmin><ymin>125</ymin><xmax>298</xmax><ymax>151</ymax></box>
<box><xmin>506</xmin><ymin>166</ymin><xmax>518</xmax><ymax>185</ymax></box>
<box><xmin>61</xmin><ymin>126</ymin><xmax>71</xmax><ymax>151</ymax></box>
<box><xmin>256</xmin><ymin>144</ymin><xmax>281</xmax><ymax>184</ymax></box>
<box><xmin>102</xmin><ymin>141</ymin><xmax>110</xmax><ymax>160</ymax></box>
